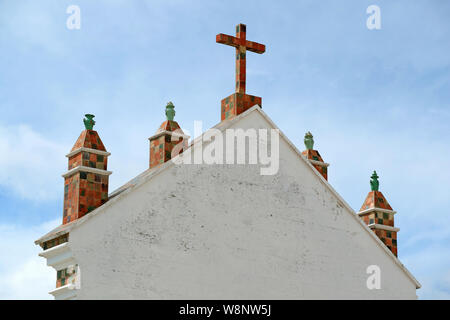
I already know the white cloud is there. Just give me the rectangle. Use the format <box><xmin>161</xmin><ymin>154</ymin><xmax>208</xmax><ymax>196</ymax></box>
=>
<box><xmin>0</xmin><ymin>124</ymin><xmax>68</xmax><ymax>201</ymax></box>
<box><xmin>0</xmin><ymin>219</ymin><xmax>59</xmax><ymax>299</ymax></box>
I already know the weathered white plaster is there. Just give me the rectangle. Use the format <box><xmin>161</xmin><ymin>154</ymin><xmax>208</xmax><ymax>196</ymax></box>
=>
<box><xmin>49</xmin><ymin>107</ymin><xmax>419</xmax><ymax>299</ymax></box>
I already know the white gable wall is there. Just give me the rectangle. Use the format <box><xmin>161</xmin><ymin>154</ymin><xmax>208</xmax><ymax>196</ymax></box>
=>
<box><xmin>69</xmin><ymin>109</ymin><xmax>417</xmax><ymax>299</ymax></box>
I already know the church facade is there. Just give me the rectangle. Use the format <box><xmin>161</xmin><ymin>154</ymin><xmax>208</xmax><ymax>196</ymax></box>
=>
<box><xmin>35</xmin><ymin>24</ymin><xmax>420</xmax><ymax>300</ymax></box>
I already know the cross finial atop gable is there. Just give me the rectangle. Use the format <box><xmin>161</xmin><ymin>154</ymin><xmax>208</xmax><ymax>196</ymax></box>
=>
<box><xmin>216</xmin><ymin>23</ymin><xmax>265</xmax><ymax>121</ymax></box>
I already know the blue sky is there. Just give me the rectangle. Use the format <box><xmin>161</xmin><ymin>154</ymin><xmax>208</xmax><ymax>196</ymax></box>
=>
<box><xmin>0</xmin><ymin>0</ymin><xmax>449</xmax><ymax>299</ymax></box>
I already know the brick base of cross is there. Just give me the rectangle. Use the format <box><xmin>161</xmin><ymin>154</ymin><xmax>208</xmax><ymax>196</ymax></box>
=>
<box><xmin>221</xmin><ymin>93</ymin><xmax>262</xmax><ymax>121</ymax></box>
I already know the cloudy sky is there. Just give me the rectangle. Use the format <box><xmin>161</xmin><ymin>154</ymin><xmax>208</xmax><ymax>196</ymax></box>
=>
<box><xmin>0</xmin><ymin>0</ymin><xmax>449</xmax><ymax>299</ymax></box>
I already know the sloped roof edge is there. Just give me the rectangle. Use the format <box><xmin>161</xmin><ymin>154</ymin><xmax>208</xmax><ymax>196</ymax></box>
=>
<box><xmin>250</xmin><ymin>107</ymin><xmax>421</xmax><ymax>289</ymax></box>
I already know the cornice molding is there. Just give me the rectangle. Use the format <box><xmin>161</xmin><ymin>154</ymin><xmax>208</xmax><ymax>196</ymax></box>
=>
<box><xmin>368</xmin><ymin>223</ymin><xmax>400</xmax><ymax>232</ymax></box>
<box><xmin>62</xmin><ymin>166</ymin><xmax>112</xmax><ymax>178</ymax></box>
<box><xmin>148</xmin><ymin>130</ymin><xmax>190</xmax><ymax>141</ymax></box>
<box><xmin>358</xmin><ymin>207</ymin><xmax>397</xmax><ymax>216</ymax></box>
<box><xmin>307</xmin><ymin>158</ymin><xmax>330</xmax><ymax>167</ymax></box>
<box><xmin>66</xmin><ymin>147</ymin><xmax>110</xmax><ymax>158</ymax></box>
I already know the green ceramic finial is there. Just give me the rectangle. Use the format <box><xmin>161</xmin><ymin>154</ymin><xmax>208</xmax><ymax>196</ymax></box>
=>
<box><xmin>370</xmin><ymin>170</ymin><xmax>380</xmax><ymax>191</ymax></box>
<box><xmin>165</xmin><ymin>102</ymin><xmax>175</xmax><ymax>121</ymax></box>
<box><xmin>83</xmin><ymin>114</ymin><xmax>95</xmax><ymax>130</ymax></box>
<box><xmin>304</xmin><ymin>131</ymin><xmax>314</xmax><ymax>150</ymax></box>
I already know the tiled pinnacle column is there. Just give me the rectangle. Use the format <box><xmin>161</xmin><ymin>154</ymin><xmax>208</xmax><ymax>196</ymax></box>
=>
<box><xmin>301</xmin><ymin>132</ymin><xmax>329</xmax><ymax>180</ymax></box>
<box><xmin>358</xmin><ymin>171</ymin><xmax>399</xmax><ymax>256</ymax></box>
<box><xmin>149</xmin><ymin>102</ymin><xmax>188</xmax><ymax>168</ymax></box>
<box><xmin>61</xmin><ymin>114</ymin><xmax>112</xmax><ymax>224</ymax></box>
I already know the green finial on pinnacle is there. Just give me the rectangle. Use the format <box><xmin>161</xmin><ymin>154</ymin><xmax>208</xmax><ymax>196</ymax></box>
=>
<box><xmin>304</xmin><ymin>131</ymin><xmax>314</xmax><ymax>150</ymax></box>
<box><xmin>83</xmin><ymin>114</ymin><xmax>95</xmax><ymax>130</ymax></box>
<box><xmin>370</xmin><ymin>170</ymin><xmax>380</xmax><ymax>191</ymax></box>
<box><xmin>165</xmin><ymin>102</ymin><xmax>175</xmax><ymax>121</ymax></box>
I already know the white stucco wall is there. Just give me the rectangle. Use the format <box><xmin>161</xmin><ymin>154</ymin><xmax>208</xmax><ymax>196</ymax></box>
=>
<box><xmin>68</xmin><ymin>109</ymin><xmax>418</xmax><ymax>299</ymax></box>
